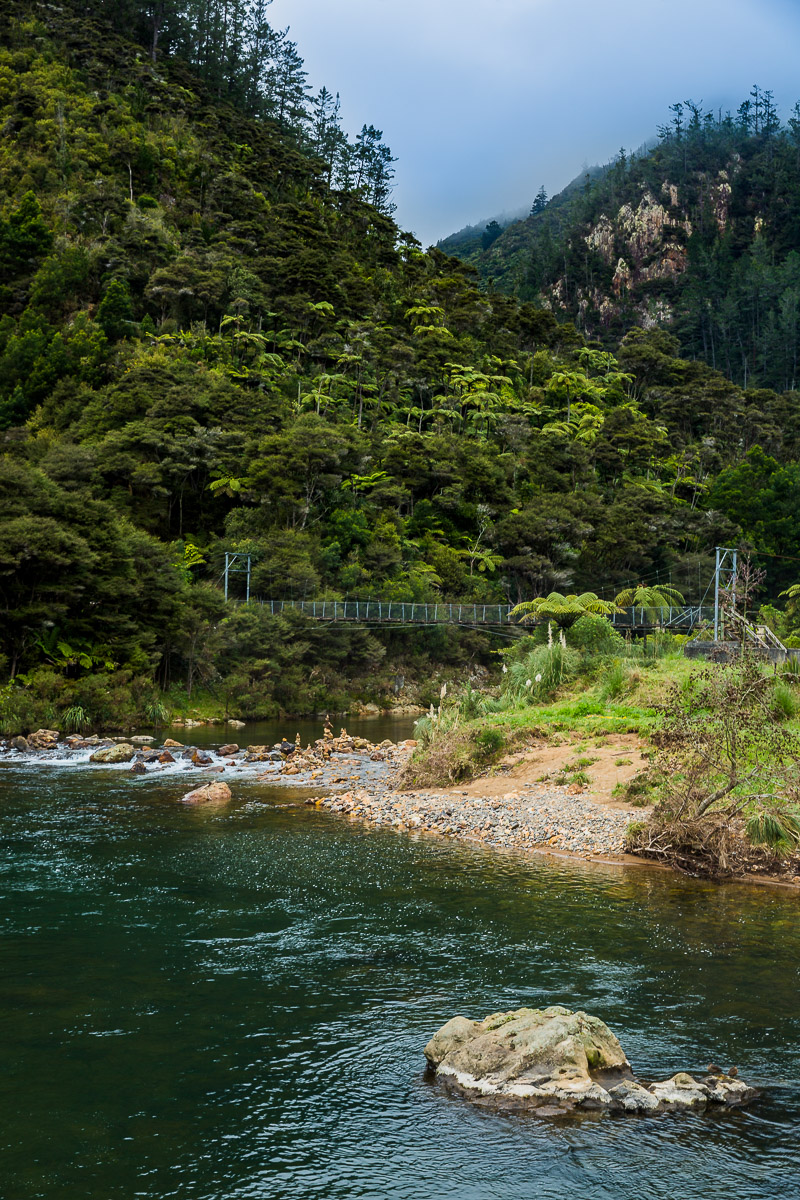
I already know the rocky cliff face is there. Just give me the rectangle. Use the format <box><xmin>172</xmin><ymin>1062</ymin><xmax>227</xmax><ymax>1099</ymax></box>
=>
<box><xmin>542</xmin><ymin>181</ymin><xmax>700</xmax><ymax>333</ymax></box>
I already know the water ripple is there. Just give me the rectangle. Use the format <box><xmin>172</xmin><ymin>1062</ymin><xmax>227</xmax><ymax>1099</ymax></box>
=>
<box><xmin>1</xmin><ymin>769</ymin><xmax>798</xmax><ymax>1199</ymax></box>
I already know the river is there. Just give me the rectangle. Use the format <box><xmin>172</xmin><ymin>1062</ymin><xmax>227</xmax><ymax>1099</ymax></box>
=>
<box><xmin>1</xmin><ymin>720</ymin><xmax>799</xmax><ymax>1199</ymax></box>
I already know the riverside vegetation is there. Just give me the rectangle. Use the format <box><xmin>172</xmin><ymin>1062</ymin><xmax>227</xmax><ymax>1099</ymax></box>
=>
<box><xmin>399</xmin><ymin>616</ymin><xmax>800</xmax><ymax>880</ymax></box>
<box><xmin>4</xmin><ymin>1</ymin><xmax>800</xmax><ymax>740</ymax></box>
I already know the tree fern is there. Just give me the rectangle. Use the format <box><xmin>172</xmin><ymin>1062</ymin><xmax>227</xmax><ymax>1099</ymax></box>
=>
<box><xmin>511</xmin><ymin>592</ymin><xmax>619</xmax><ymax>629</ymax></box>
<box><xmin>614</xmin><ymin>584</ymin><xmax>685</xmax><ymax>610</ymax></box>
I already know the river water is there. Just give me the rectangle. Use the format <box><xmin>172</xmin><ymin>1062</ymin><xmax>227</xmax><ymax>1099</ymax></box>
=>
<box><xmin>1</xmin><ymin>720</ymin><xmax>799</xmax><ymax>1199</ymax></box>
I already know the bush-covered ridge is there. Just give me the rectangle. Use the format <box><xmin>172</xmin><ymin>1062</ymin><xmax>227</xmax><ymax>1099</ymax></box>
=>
<box><xmin>446</xmin><ymin>89</ymin><xmax>800</xmax><ymax>391</ymax></box>
<box><xmin>3</xmin><ymin>4</ymin><xmax>800</xmax><ymax>727</ymax></box>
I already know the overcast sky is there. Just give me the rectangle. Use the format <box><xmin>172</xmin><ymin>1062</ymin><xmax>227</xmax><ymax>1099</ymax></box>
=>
<box><xmin>268</xmin><ymin>0</ymin><xmax>800</xmax><ymax>246</ymax></box>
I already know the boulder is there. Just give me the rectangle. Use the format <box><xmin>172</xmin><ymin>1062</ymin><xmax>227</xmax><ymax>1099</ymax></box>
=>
<box><xmin>218</xmin><ymin>744</ymin><xmax>239</xmax><ymax>755</ymax></box>
<box><xmin>131</xmin><ymin>735</ymin><xmax>155</xmax><ymax>744</ymax></box>
<box><xmin>90</xmin><ymin>743</ymin><xmax>135</xmax><ymax>764</ymax></box>
<box><xmin>129</xmin><ymin>761</ymin><xmax>147</xmax><ymax>775</ymax></box>
<box><xmin>227</xmin><ymin>719</ymin><xmax>246</xmax><ymax>728</ymax></box>
<box><xmin>11</xmin><ymin>736</ymin><xmax>29</xmax><ymax>753</ymax></box>
<box><xmin>607</xmin><ymin>1080</ymin><xmax>660</xmax><ymax>1113</ymax></box>
<box><xmin>181</xmin><ymin>781</ymin><xmax>232</xmax><ymax>804</ymax></box>
<box><xmin>158</xmin><ymin>751</ymin><xmax>175</xmax><ymax>764</ymax></box>
<box><xmin>704</xmin><ymin>1074</ymin><xmax>757</xmax><ymax>1106</ymax></box>
<box><xmin>647</xmin><ymin>1073</ymin><xmax>712</xmax><ymax>1110</ymax></box>
<box><xmin>28</xmin><ymin>728</ymin><xmax>59</xmax><ymax>749</ymax></box>
<box><xmin>163</xmin><ymin>738</ymin><xmax>183</xmax><ymax>748</ymax></box>
<box><xmin>424</xmin><ymin>1007</ymin><xmax>756</xmax><ymax>1116</ymax></box>
<box><xmin>191</xmin><ymin>750</ymin><xmax>213</xmax><ymax>765</ymax></box>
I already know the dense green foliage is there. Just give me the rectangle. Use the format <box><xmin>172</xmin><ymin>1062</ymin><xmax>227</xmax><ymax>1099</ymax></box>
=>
<box><xmin>2</xmin><ymin>3</ymin><xmax>800</xmax><ymax>725</ymax></box>
<box><xmin>444</xmin><ymin>89</ymin><xmax>800</xmax><ymax>391</ymax></box>
<box><xmin>82</xmin><ymin>0</ymin><xmax>397</xmax><ymax>211</ymax></box>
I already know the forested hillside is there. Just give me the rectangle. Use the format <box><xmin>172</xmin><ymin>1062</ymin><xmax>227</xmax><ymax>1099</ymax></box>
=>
<box><xmin>3</xmin><ymin>1</ymin><xmax>800</xmax><ymax>729</ymax></box>
<box><xmin>448</xmin><ymin>92</ymin><xmax>800</xmax><ymax>391</ymax></box>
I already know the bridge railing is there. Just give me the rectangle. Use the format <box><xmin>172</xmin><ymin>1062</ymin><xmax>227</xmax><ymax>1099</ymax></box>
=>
<box><xmin>256</xmin><ymin>599</ymin><xmax>514</xmax><ymax>624</ymax></box>
<box><xmin>251</xmin><ymin>599</ymin><xmax>715</xmax><ymax>629</ymax></box>
<box><xmin>611</xmin><ymin>605</ymin><xmax>715</xmax><ymax>630</ymax></box>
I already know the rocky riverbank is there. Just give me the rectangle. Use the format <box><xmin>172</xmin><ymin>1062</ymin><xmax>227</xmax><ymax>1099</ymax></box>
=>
<box><xmin>0</xmin><ymin>725</ymin><xmax>416</xmax><ymax>794</ymax></box>
<box><xmin>308</xmin><ymin>780</ymin><xmax>637</xmax><ymax>859</ymax></box>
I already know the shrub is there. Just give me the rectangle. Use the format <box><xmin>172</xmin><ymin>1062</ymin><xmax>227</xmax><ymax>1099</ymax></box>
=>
<box><xmin>61</xmin><ymin>704</ymin><xmax>88</xmax><ymax>732</ymax></box>
<box><xmin>772</xmin><ymin>680</ymin><xmax>799</xmax><ymax>721</ymax></box>
<box><xmin>143</xmin><ymin>698</ymin><xmax>170</xmax><ymax>728</ymax></box>
<box><xmin>599</xmin><ymin>660</ymin><xmax>629</xmax><ymax>701</ymax></box>
<box><xmin>504</xmin><ymin>642</ymin><xmax>579</xmax><ymax>702</ymax></box>
<box><xmin>459</xmin><ymin>681</ymin><xmax>487</xmax><ymax>720</ymax></box>
<box><xmin>745</xmin><ymin>809</ymin><xmax>800</xmax><ymax>852</ymax></box>
<box><xmin>473</xmin><ymin>727</ymin><xmax>506</xmax><ymax>762</ymax></box>
<box><xmin>630</xmin><ymin>654</ymin><xmax>800</xmax><ymax>876</ymax></box>
<box><xmin>567</xmin><ymin>615</ymin><xmax>625</xmax><ymax>655</ymax></box>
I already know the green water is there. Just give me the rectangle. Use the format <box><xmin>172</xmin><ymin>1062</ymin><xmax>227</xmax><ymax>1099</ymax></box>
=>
<box><xmin>1</xmin><ymin>751</ymin><xmax>799</xmax><ymax>1199</ymax></box>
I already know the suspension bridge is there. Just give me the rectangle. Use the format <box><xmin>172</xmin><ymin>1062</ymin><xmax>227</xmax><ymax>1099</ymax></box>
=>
<box><xmin>225</xmin><ymin>548</ymin><xmax>790</xmax><ymax>653</ymax></box>
<box><xmin>251</xmin><ymin>598</ymin><xmax>717</xmax><ymax>632</ymax></box>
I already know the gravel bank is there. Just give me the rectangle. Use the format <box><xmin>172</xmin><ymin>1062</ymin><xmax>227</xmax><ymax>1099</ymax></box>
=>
<box><xmin>308</xmin><ymin>779</ymin><xmax>639</xmax><ymax>858</ymax></box>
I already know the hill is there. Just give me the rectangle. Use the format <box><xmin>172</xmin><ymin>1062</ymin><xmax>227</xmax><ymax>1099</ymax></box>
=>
<box><xmin>3</xmin><ymin>5</ymin><xmax>800</xmax><ymax>730</ymax></box>
<box><xmin>438</xmin><ymin>164</ymin><xmax>608</xmax><ymax>264</ymax></box>
<box><xmin>444</xmin><ymin>94</ymin><xmax>800</xmax><ymax>391</ymax></box>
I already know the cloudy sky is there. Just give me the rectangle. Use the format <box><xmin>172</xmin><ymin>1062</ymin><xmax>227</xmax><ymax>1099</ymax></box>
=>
<box><xmin>268</xmin><ymin>0</ymin><xmax>800</xmax><ymax>246</ymax></box>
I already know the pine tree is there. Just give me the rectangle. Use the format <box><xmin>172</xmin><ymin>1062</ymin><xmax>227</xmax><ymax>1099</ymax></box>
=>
<box><xmin>310</xmin><ymin>87</ymin><xmax>346</xmax><ymax>183</ymax></box>
<box><xmin>266</xmin><ymin>33</ymin><xmax>310</xmax><ymax>133</ymax></box>
<box><xmin>530</xmin><ymin>186</ymin><xmax>548</xmax><ymax>215</ymax></box>
<box><xmin>352</xmin><ymin>126</ymin><xmax>396</xmax><ymax>214</ymax></box>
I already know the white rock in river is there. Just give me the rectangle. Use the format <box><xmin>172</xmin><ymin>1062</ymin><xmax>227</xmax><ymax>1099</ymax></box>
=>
<box><xmin>647</xmin><ymin>1072</ymin><xmax>711</xmax><ymax>1109</ymax></box>
<box><xmin>424</xmin><ymin>1006</ymin><xmax>757</xmax><ymax>1115</ymax></box>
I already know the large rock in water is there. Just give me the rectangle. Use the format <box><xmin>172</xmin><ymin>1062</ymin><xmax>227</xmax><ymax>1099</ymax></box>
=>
<box><xmin>424</xmin><ymin>1007</ymin><xmax>757</xmax><ymax>1114</ymax></box>
<box><xmin>90</xmin><ymin>743</ymin><xmax>135</xmax><ymax>763</ymax></box>
<box><xmin>181</xmin><ymin>781</ymin><xmax>232</xmax><ymax>804</ymax></box>
<box><xmin>28</xmin><ymin>728</ymin><xmax>59</xmax><ymax>749</ymax></box>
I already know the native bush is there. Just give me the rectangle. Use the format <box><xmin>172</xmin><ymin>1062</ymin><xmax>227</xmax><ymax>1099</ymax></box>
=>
<box><xmin>567</xmin><ymin>615</ymin><xmax>625</xmax><ymax>655</ymax></box>
<box><xmin>628</xmin><ymin>654</ymin><xmax>800</xmax><ymax>876</ymax></box>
